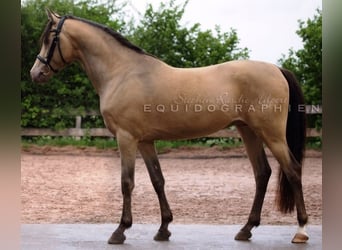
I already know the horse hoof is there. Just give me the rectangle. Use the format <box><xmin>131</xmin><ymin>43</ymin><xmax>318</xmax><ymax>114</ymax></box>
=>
<box><xmin>234</xmin><ymin>230</ymin><xmax>252</xmax><ymax>241</ymax></box>
<box><xmin>108</xmin><ymin>232</ymin><xmax>126</xmax><ymax>244</ymax></box>
<box><xmin>154</xmin><ymin>229</ymin><xmax>171</xmax><ymax>241</ymax></box>
<box><xmin>291</xmin><ymin>233</ymin><xmax>309</xmax><ymax>243</ymax></box>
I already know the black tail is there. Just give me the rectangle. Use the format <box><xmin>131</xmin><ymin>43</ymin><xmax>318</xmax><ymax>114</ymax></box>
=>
<box><xmin>277</xmin><ymin>68</ymin><xmax>306</xmax><ymax>213</ymax></box>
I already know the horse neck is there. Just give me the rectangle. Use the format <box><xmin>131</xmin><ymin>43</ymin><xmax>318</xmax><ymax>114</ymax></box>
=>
<box><xmin>65</xmin><ymin>20</ymin><xmax>148</xmax><ymax>95</ymax></box>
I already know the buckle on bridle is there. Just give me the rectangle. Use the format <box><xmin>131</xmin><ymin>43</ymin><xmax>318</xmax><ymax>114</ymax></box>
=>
<box><xmin>36</xmin><ymin>54</ymin><xmax>57</xmax><ymax>74</ymax></box>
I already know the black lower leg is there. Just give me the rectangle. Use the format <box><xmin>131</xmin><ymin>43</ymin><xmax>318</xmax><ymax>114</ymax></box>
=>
<box><xmin>154</xmin><ymin>191</ymin><xmax>173</xmax><ymax>241</ymax></box>
<box><xmin>235</xmin><ymin>147</ymin><xmax>271</xmax><ymax>241</ymax></box>
<box><xmin>139</xmin><ymin>142</ymin><xmax>173</xmax><ymax>241</ymax></box>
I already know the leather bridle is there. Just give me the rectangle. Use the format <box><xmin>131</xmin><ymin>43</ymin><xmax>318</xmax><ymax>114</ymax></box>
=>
<box><xmin>37</xmin><ymin>16</ymin><xmax>68</xmax><ymax>73</ymax></box>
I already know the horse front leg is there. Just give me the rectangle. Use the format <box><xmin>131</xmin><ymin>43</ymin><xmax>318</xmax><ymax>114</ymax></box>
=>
<box><xmin>108</xmin><ymin>131</ymin><xmax>138</xmax><ymax>244</ymax></box>
<box><xmin>138</xmin><ymin>141</ymin><xmax>173</xmax><ymax>241</ymax></box>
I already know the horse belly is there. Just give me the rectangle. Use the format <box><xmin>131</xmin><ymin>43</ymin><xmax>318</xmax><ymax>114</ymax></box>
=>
<box><xmin>142</xmin><ymin>110</ymin><xmax>234</xmax><ymax>140</ymax></box>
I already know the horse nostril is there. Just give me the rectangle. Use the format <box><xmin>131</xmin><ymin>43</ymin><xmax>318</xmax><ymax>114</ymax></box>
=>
<box><xmin>30</xmin><ymin>69</ymin><xmax>43</xmax><ymax>82</ymax></box>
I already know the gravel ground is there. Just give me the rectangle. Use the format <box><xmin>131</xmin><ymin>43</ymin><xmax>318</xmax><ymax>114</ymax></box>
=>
<box><xmin>21</xmin><ymin>146</ymin><xmax>322</xmax><ymax>225</ymax></box>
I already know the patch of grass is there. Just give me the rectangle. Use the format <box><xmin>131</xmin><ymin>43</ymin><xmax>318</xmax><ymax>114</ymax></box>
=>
<box><xmin>203</xmin><ymin>138</ymin><xmax>243</xmax><ymax>149</ymax></box>
<box><xmin>91</xmin><ymin>138</ymin><xmax>118</xmax><ymax>149</ymax></box>
<box><xmin>22</xmin><ymin>136</ymin><xmax>118</xmax><ymax>149</ymax></box>
<box><xmin>155</xmin><ymin>138</ymin><xmax>243</xmax><ymax>153</ymax></box>
<box><xmin>22</xmin><ymin>136</ymin><xmax>243</xmax><ymax>151</ymax></box>
<box><xmin>306</xmin><ymin>137</ymin><xmax>322</xmax><ymax>150</ymax></box>
<box><xmin>155</xmin><ymin>140</ymin><xmax>202</xmax><ymax>153</ymax></box>
<box><xmin>22</xmin><ymin>136</ymin><xmax>319</xmax><ymax>151</ymax></box>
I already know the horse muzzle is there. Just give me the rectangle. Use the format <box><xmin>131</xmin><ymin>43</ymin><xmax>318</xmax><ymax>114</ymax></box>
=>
<box><xmin>30</xmin><ymin>64</ymin><xmax>52</xmax><ymax>83</ymax></box>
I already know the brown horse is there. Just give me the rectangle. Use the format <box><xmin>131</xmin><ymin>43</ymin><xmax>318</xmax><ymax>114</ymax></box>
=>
<box><xmin>30</xmin><ymin>10</ymin><xmax>309</xmax><ymax>244</ymax></box>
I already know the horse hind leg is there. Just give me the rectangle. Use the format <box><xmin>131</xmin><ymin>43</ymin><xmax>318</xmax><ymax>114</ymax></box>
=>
<box><xmin>138</xmin><ymin>141</ymin><xmax>173</xmax><ymax>241</ymax></box>
<box><xmin>263</xmin><ymin>135</ymin><xmax>309</xmax><ymax>243</ymax></box>
<box><xmin>234</xmin><ymin>126</ymin><xmax>272</xmax><ymax>241</ymax></box>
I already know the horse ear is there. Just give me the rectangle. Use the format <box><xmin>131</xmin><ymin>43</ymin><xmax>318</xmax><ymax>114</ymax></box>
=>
<box><xmin>45</xmin><ymin>8</ymin><xmax>60</xmax><ymax>23</ymax></box>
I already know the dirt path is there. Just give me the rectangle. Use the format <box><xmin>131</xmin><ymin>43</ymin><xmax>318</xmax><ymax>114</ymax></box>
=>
<box><xmin>21</xmin><ymin>146</ymin><xmax>321</xmax><ymax>225</ymax></box>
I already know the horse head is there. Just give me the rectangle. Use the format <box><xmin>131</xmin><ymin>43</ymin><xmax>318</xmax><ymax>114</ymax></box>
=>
<box><xmin>30</xmin><ymin>9</ymin><xmax>73</xmax><ymax>83</ymax></box>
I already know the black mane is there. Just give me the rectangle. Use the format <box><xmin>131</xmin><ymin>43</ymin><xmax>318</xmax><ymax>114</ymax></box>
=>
<box><xmin>66</xmin><ymin>15</ymin><xmax>152</xmax><ymax>56</ymax></box>
<box><xmin>41</xmin><ymin>15</ymin><xmax>153</xmax><ymax>57</ymax></box>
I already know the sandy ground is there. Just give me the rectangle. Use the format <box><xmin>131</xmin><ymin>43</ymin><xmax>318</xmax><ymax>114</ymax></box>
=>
<box><xmin>21</xmin><ymin>146</ymin><xmax>321</xmax><ymax>225</ymax></box>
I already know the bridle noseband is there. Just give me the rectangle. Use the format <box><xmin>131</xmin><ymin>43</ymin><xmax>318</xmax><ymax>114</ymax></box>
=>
<box><xmin>37</xmin><ymin>16</ymin><xmax>68</xmax><ymax>73</ymax></box>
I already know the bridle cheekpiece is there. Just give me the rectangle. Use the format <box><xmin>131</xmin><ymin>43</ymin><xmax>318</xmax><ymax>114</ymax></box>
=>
<box><xmin>37</xmin><ymin>16</ymin><xmax>68</xmax><ymax>73</ymax></box>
